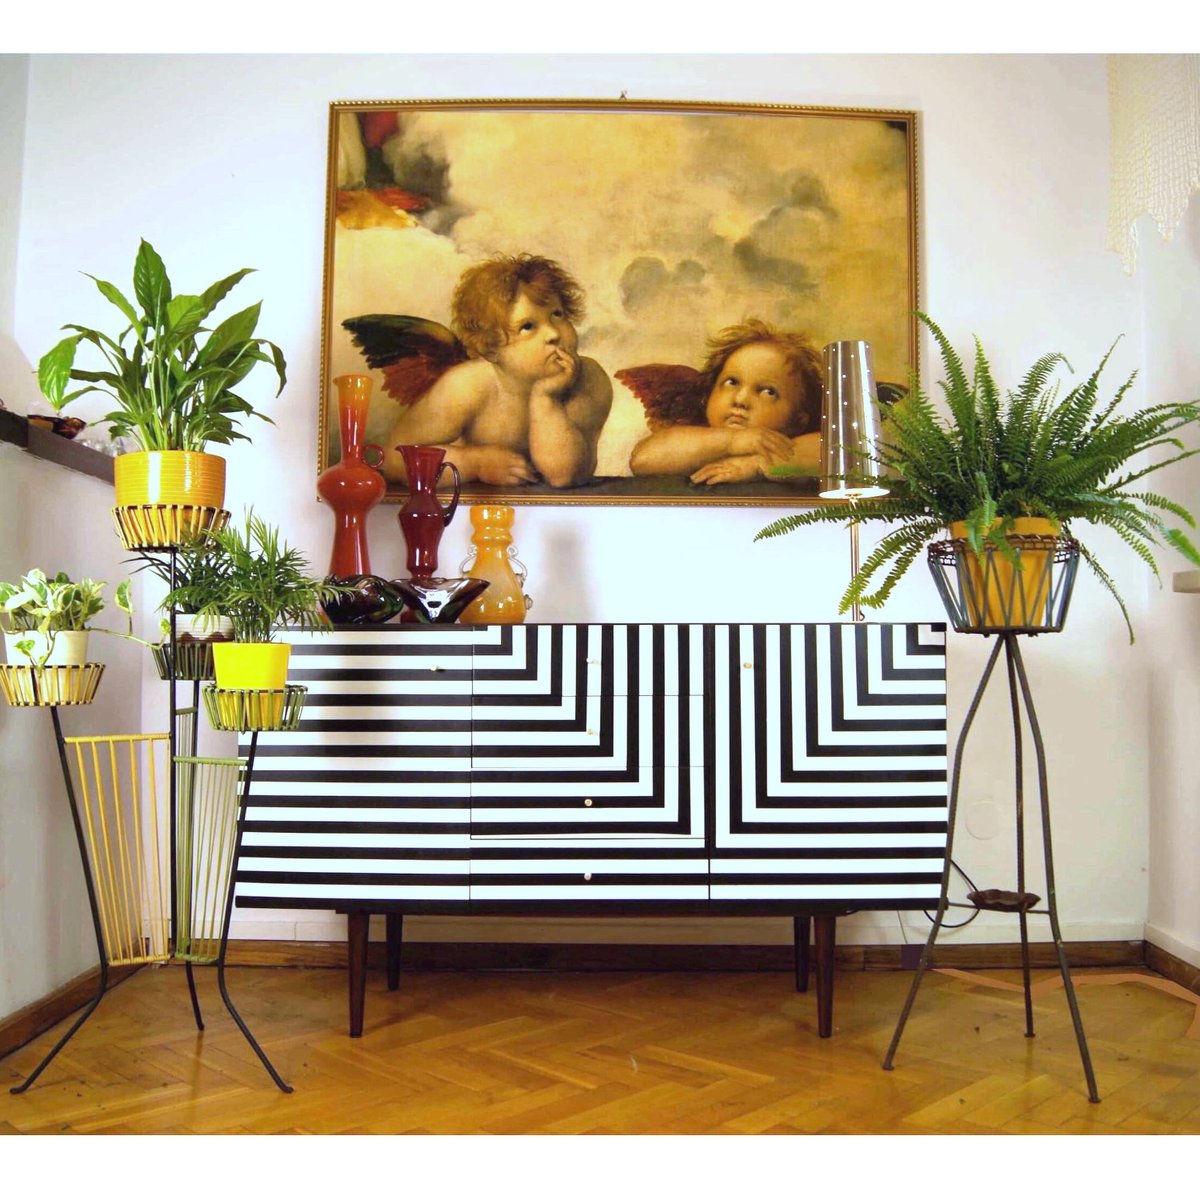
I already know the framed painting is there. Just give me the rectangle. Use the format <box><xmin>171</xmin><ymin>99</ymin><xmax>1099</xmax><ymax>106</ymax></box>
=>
<box><xmin>319</xmin><ymin>99</ymin><xmax>919</xmax><ymax>507</ymax></box>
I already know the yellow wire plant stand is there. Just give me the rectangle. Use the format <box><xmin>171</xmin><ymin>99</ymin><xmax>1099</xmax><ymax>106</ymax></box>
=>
<box><xmin>174</xmin><ymin>756</ymin><xmax>243</xmax><ymax>965</ymax></box>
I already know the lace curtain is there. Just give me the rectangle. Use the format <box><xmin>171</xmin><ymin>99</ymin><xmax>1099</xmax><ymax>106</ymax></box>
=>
<box><xmin>1106</xmin><ymin>54</ymin><xmax>1200</xmax><ymax>274</ymax></box>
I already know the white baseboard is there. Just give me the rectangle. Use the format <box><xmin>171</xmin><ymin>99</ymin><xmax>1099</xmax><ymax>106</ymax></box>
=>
<box><xmin>1144</xmin><ymin>922</ymin><xmax>1200</xmax><ymax>969</ymax></box>
<box><xmin>225</xmin><ymin>911</ymin><xmax>1147</xmax><ymax>946</ymax></box>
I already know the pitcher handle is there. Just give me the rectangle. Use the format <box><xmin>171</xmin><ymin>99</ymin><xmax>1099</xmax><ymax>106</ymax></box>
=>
<box><xmin>436</xmin><ymin>459</ymin><xmax>461</xmax><ymax>527</ymax></box>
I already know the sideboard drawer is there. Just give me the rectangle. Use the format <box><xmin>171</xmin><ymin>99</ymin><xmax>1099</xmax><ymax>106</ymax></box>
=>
<box><xmin>470</xmin><ymin>765</ymin><xmax>706</xmax><ymax>839</ymax></box>
<box><xmin>469</xmin><ymin>848</ymin><xmax>709</xmax><ymax>904</ymax></box>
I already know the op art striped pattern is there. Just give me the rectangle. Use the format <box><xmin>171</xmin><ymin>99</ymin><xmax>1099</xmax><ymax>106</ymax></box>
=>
<box><xmin>235</xmin><ymin>624</ymin><xmax>947</xmax><ymax>912</ymax></box>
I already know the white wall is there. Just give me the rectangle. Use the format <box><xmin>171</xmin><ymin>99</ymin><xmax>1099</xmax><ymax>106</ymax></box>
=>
<box><xmin>6</xmin><ymin>53</ymin><xmax>1162</xmax><ymax>969</ymax></box>
<box><xmin>1140</xmin><ymin>203</ymin><xmax>1200</xmax><ymax>970</ymax></box>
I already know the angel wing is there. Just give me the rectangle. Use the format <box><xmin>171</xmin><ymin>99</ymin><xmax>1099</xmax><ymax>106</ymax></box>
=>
<box><xmin>342</xmin><ymin>314</ymin><xmax>468</xmax><ymax>407</ymax></box>
<box><xmin>615</xmin><ymin>364</ymin><xmax>708</xmax><ymax>431</ymax></box>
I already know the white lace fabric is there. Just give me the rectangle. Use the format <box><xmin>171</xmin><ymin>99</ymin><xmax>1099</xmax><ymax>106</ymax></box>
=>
<box><xmin>1107</xmin><ymin>54</ymin><xmax>1200</xmax><ymax>274</ymax></box>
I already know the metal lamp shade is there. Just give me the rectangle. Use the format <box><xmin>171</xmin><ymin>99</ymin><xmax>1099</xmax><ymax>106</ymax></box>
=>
<box><xmin>819</xmin><ymin>340</ymin><xmax>890</xmax><ymax>500</ymax></box>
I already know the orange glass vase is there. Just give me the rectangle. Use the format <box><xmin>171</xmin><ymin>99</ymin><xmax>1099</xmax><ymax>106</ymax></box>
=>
<box><xmin>317</xmin><ymin>375</ymin><xmax>386</xmax><ymax>577</ymax></box>
<box><xmin>458</xmin><ymin>505</ymin><xmax>531</xmax><ymax>625</ymax></box>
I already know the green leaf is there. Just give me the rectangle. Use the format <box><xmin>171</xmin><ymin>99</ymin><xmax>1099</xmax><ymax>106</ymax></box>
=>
<box><xmin>165</xmin><ymin>294</ymin><xmax>207</xmax><ymax>340</ymax></box>
<box><xmin>132</xmin><ymin>239</ymin><xmax>171</xmax><ymax>324</ymax></box>
<box><xmin>37</xmin><ymin>336</ymin><xmax>82</xmax><ymax>408</ymax></box>
<box><xmin>199</xmin><ymin>268</ymin><xmax>254</xmax><ymax>318</ymax></box>
<box><xmin>83</xmin><ymin>274</ymin><xmax>141</xmax><ymax>336</ymax></box>
<box><xmin>197</xmin><ymin>302</ymin><xmax>261</xmax><ymax>365</ymax></box>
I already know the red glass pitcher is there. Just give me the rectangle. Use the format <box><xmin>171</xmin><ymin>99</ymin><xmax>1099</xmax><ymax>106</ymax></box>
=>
<box><xmin>397</xmin><ymin>444</ymin><xmax>461</xmax><ymax>578</ymax></box>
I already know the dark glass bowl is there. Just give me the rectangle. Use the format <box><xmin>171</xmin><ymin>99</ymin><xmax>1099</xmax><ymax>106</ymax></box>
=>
<box><xmin>393</xmin><ymin>577</ymin><xmax>489</xmax><ymax>624</ymax></box>
<box><xmin>321</xmin><ymin>575</ymin><xmax>407</xmax><ymax>624</ymax></box>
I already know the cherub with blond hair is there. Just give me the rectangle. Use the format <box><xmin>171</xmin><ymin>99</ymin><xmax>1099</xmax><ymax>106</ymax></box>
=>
<box><xmin>621</xmin><ymin>319</ymin><xmax>823</xmax><ymax>485</ymax></box>
<box><xmin>343</xmin><ymin>253</ymin><xmax>612</xmax><ymax>488</ymax></box>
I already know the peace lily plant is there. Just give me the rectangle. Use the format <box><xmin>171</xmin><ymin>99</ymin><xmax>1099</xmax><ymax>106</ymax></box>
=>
<box><xmin>36</xmin><ymin>239</ymin><xmax>287</xmax><ymax>516</ymax></box>
<box><xmin>756</xmin><ymin>313</ymin><xmax>1200</xmax><ymax>641</ymax></box>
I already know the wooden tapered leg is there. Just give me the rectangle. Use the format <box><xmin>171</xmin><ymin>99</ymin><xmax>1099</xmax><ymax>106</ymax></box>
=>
<box><xmin>814</xmin><ymin>915</ymin><xmax>836</xmax><ymax>1038</ymax></box>
<box><xmin>347</xmin><ymin>911</ymin><xmax>370</xmax><ymax>1038</ymax></box>
<box><xmin>386</xmin><ymin>913</ymin><xmax>404</xmax><ymax>991</ymax></box>
<box><xmin>793</xmin><ymin>914</ymin><xmax>811</xmax><ymax>993</ymax></box>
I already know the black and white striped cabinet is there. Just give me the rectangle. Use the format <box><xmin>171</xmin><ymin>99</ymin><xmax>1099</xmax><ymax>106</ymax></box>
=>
<box><xmin>237</xmin><ymin>623</ymin><xmax>948</xmax><ymax>1035</ymax></box>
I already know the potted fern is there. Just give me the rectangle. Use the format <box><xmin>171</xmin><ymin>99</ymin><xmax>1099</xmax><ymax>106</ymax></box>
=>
<box><xmin>756</xmin><ymin>313</ymin><xmax>1200</xmax><ymax>641</ymax></box>
<box><xmin>37</xmin><ymin>239</ymin><xmax>286</xmax><ymax>528</ymax></box>
<box><xmin>165</xmin><ymin>511</ymin><xmax>344</xmax><ymax>690</ymax></box>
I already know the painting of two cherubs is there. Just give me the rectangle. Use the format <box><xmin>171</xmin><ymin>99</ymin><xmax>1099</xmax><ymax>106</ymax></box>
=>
<box><xmin>320</xmin><ymin>100</ymin><xmax>918</xmax><ymax>506</ymax></box>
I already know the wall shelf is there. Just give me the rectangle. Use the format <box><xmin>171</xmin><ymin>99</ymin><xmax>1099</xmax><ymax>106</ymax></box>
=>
<box><xmin>0</xmin><ymin>408</ymin><xmax>115</xmax><ymax>484</ymax></box>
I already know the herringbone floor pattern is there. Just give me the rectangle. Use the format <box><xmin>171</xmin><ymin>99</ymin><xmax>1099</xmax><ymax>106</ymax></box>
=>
<box><xmin>2</xmin><ymin>965</ymin><xmax>1198</xmax><ymax>1134</ymax></box>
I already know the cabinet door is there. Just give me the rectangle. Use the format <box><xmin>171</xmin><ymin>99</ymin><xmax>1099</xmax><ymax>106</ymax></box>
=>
<box><xmin>469</xmin><ymin>624</ymin><xmax>706</xmax><ymax>841</ymax></box>
<box><xmin>236</xmin><ymin>628</ymin><xmax>475</xmax><ymax>909</ymax></box>
<box><xmin>708</xmin><ymin>624</ymin><xmax>948</xmax><ymax>908</ymax></box>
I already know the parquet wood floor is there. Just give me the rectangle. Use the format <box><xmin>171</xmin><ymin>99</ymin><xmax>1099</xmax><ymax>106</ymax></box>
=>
<box><xmin>1</xmin><ymin>964</ymin><xmax>1198</xmax><ymax>1134</ymax></box>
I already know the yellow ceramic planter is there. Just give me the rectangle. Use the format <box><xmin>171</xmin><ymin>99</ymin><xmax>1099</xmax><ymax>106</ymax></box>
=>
<box><xmin>948</xmin><ymin>517</ymin><xmax>1060</xmax><ymax>628</ymax></box>
<box><xmin>114</xmin><ymin>450</ymin><xmax>226</xmax><ymax>509</ymax></box>
<box><xmin>211</xmin><ymin>642</ymin><xmax>291</xmax><ymax>690</ymax></box>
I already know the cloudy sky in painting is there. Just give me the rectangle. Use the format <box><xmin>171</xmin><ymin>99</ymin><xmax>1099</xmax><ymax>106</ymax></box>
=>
<box><xmin>329</xmin><ymin>108</ymin><xmax>913</xmax><ymax>478</ymax></box>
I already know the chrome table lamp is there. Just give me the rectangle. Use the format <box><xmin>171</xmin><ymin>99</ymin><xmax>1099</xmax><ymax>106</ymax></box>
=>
<box><xmin>819</xmin><ymin>340</ymin><xmax>890</xmax><ymax>622</ymax></box>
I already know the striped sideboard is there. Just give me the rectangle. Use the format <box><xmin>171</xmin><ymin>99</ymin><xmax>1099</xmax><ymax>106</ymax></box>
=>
<box><xmin>236</xmin><ymin>623</ymin><xmax>947</xmax><ymax>915</ymax></box>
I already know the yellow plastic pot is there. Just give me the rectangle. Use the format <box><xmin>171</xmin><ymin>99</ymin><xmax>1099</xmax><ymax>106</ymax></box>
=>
<box><xmin>948</xmin><ymin>517</ymin><xmax>1060</xmax><ymax>629</ymax></box>
<box><xmin>211</xmin><ymin>642</ymin><xmax>291</xmax><ymax>690</ymax></box>
<box><xmin>114</xmin><ymin>450</ymin><xmax>226</xmax><ymax>509</ymax></box>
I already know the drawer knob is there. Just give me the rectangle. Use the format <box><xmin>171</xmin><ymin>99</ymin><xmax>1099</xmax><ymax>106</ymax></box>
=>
<box><xmin>586</xmin><ymin>729</ymin><xmax>596</xmax><ymax>736</ymax></box>
<box><xmin>584</xmin><ymin>873</ymin><xmax>592</xmax><ymax>881</ymax></box>
<box><xmin>743</xmin><ymin>662</ymin><xmax>753</xmax><ymax>670</ymax></box>
<box><xmin>584</xmin><ymin>798</ymin><xmax>593</xmax><ymax>807</ymax></box>
<box><xmin>430</xmin><ymin>666</ymin><xmax>443</xmax><ymax>673</ymax></box>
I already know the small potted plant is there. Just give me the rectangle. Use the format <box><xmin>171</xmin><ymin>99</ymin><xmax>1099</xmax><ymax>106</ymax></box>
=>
<box><xmin>36</xmin><ymin>239</ymin><xmax>287</xmax><ymax>530</ymax></box>
<box><xmin>169</xmin><ymin>511</ymin><xmax>344</xmax><ymax>691</ymax></box>
<box><xmin>129</xmin><ymin>540</ymin><xmax>237</xmax><ymax>680</ymax></box>
<box><xmin>0</xmin><ymin>569</ymin><xmax>151</xmax><ymax>667</ymax></box>
<box><xmin>756</xmin><ymin>313</ymin><xmax>1200</xmax><ymax>641</ymax></box>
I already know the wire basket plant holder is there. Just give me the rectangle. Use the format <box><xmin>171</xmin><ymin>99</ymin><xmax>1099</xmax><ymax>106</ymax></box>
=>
<box><xmin>174</xmin><ymin>756</ymin><xmax>244</xmax><ymax>964</ymax></box>
<box><xmin>152</xmin><ymin>641</ymin><xmax>217</xmax><ymax>682</ymax></box>
<box><xmin>64</xmin><ymin>733</ymin><xmax>172</xmax><ymax>966</ymax></box>
<box><xmin>0</xmin><ymin>663</ymin><xmax>105</xmax><ymax>706</ymax></box>
<box><xmin>928</xmin><ymin>532</ymin><xmax>1080</xmax><ymax>635</ymax></box>
<box><xmin>111</xmin><ymin>504</ymin><xmax>229</xmax><ymax>552</ymax></box>
<box><xmin>203</xmin><ymin>685</ymin><xmax>307</xmax><ymax>732</ymax></box>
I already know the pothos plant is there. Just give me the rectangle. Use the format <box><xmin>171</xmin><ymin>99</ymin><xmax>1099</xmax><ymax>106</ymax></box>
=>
<box><xmin>0</xmin><ymin>569</ymin><xmax>157</xmax><ymax>666</ymax></box>
<box><xmin>755</xmin><ymin>313</ymin><xmax>1200</xmax><ymax>641</ymax></box>
<box><xmin>36</xmin><ymin>239</ymin><xmax>286</xmax><ymax>452</ymax></box>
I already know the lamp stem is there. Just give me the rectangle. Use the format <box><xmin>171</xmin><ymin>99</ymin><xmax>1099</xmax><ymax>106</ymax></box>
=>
<box><xmin>850</xmin><ymin>501</ymin><xmax>863</xmax><ymax>624</ymax></box>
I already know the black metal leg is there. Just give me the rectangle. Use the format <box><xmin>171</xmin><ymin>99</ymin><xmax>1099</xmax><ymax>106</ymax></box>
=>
<box><xmin>1009</xmin><ymin>638</ymin><xmax>1099</xmax><ymax>1103</ymax></box>
<box><xmin>215</xmin><ymin>731</ymin><xmax>292</xmax><ymax>1093</ymax></box>
<box><xmin>184</xmin><ymin>963</ymin><xmax>205</xmax><ymax>1032</ymax></box>
<box><xmin>1004</xmin><ymin>644</ymin><xmax>1036</xmax><ymax>1039</ymax></box>
<box><xmin>12</xmin><ymin>708</ymin><xmax>111</xmax><ymax>1093</ymax></box>
<box><xmin>793</xmin><ymin>914</ymin><xmax>810</xmax><ymax>993</ymax></box>
<box><xmin>883</xmin><ymin>636</ymin><xmax>1006</xmax><ymax>1072</ymax></box>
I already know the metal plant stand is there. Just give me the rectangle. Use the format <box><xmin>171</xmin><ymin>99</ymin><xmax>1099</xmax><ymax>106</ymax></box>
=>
<box><xmin>882</xmin><ymin>532</ymin><xmax>1100</xmax><ymax>1103</ymax></box>
<box><xmin>11</xmin><ymin>705</ymin><xmax>115</xmax><ymax>1093</ymax></box>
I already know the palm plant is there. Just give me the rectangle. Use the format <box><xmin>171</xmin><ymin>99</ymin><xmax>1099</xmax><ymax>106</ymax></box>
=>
<box><xmin>755</xmin><ymin>312</ymin><xmax>1200</xmax><ymax>640</ymax></box>
<box><xmin>37</xmin><ymin>239</ymin><xmax>285</xmax><ymax>451</ymax></box>
<box><xmin>169</xmin><ymin>511</ymin><xmax>344</xmax><ymax>644</ymax></box>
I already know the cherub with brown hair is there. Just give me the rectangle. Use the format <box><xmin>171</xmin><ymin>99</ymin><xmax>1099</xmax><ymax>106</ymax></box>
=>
<box><xmin>621</xmin><ymin>319</ymin><xmax>823</xmax><ymax>485</ymax></box>
<box><xmin>343</xmin><ymin>253</ymin><xmax>612</xmax><ymax>488</ymax></box>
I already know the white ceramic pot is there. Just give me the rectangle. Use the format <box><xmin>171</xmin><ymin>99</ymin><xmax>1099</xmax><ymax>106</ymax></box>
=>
<box><xmin>174</xmin><ymin>613</ymin><xmax>234</xmax><ymax>643</ymax></box>
<box><xmin>4</xmin><ymin>629</ymin><xmax>90</xmax><ymax>666</ymax></box>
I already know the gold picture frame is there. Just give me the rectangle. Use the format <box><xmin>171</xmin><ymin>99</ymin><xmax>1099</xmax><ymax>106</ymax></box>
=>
<box><xmin>319</xmin><ymin>98</ymin><xmax>919</xmax><ymax>507</ymax></box>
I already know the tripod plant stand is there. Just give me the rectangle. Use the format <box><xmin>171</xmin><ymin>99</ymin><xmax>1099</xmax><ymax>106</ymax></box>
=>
<box><xmin>5</xmin><ymin>504</ymin><xmax>297</xmax><ymax>1093</ymax></box>
<box><xmin>882</xmin><ymin>530</ymin><xmax>1101</xmax><ymax>1104</ymax></box>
